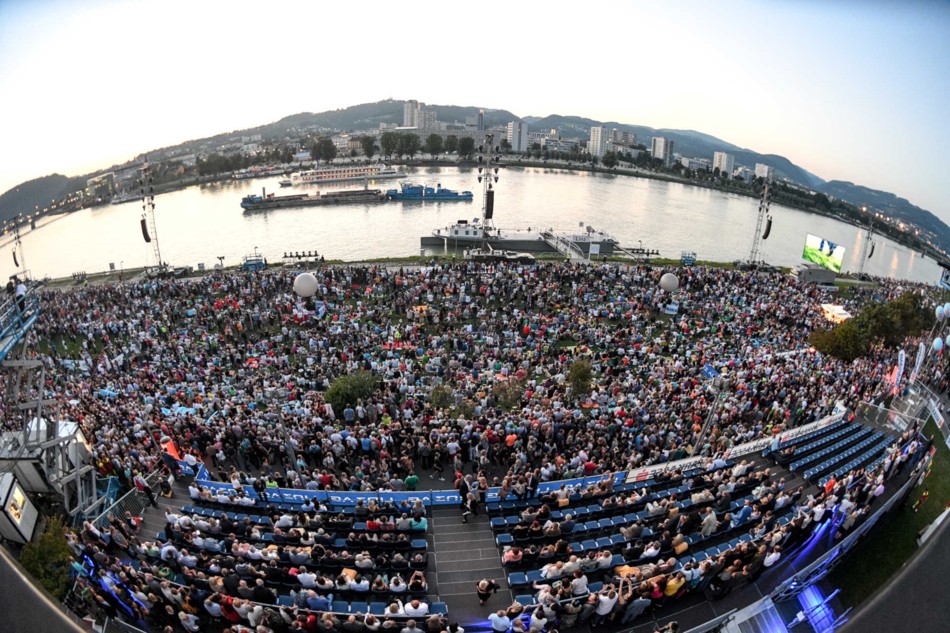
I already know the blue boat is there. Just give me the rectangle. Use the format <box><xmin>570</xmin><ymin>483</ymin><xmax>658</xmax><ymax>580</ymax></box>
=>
<box><xmin>386</xmin><ymin>182</ymin><xmax>473</xmax><ymax>201</ymax></box>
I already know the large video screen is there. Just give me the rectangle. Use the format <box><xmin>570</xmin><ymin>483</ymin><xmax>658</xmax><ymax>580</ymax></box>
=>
<box><xmin>802</xmin><ymin>233</ymin><xmax>846</xmax><ymax>273</ymax></box>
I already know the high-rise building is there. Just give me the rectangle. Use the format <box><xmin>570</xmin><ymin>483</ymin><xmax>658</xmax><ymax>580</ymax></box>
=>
<box><xmin>419</xmin><ymin>109</ymin><xmax>437</xmax><ymax>129</ymax></box>
<box><xmin>651</xmin><ymin>136</ymin><xmax>674</xmax><ymax>166</ymax></box>
<box><xmin>589</xmin><ymin>126</ymin><xmax>608</xmax><ymax>157</ymax></box>
<box><xmin>754</xmin><ymin>163</ymin><xmax>774</xmax><ymax>180</ymax></box>
<box><xmin>506</xmin><ymin>121</ymin><xmax>530</xmax><ymax>153</ymax></box>
<box><xmin>712</xmin><ymin>151</ymin><xmax>734</xmax><ymax>175</ymax></box>
<box><xmin>403</xmin><ymin>100</ymin><xmax>420</xmax><ymax>127</ymax></box>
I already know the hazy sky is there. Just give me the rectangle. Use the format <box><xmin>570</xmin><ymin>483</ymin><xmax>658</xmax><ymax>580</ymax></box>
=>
<box><xmin>1</xmin><ymin>0</ymin><xmax>948</xmax><ymax>226</ymax></box>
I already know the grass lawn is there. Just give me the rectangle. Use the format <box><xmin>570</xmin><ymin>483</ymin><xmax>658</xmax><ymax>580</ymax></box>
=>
<box><xmin>828</xmin><ymin>418</ymin><xmax>950</xmax><ymax>607</ymax></box>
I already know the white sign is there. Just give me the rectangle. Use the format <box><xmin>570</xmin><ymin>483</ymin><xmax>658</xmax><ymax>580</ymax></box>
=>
<box><xmin>929</xmin><ymin>398</ymin><xmax>945</xmax><ymax>429</ymax></box>
<box><xmin>896</xmin><ymin>350</ymin><xmax>907</xmax><ymax>387</ymax></box>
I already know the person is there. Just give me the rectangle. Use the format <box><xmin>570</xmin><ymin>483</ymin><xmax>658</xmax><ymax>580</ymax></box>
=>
<box><xmin>475</xmin><ymin>578</ymin><xmax>499</xmax><ymax>605</ymax></box>
<box><xmin>462</xmin><ymin>492</ymin><xmax>478</xmax><ymax>523</ymax></box>
<box><xmin>134</xmin><ymin>472</ymin><xmax>157</xmax><ymax>508</ymax></box>
<box><xmin>489</xmin><ymin>610</ymin><xmax>511</xmax><ymax>633</ymax></box>
<box><xmin>14</xmin><ymin>277</ymin><xmax>26</xmax><ymax>315</ymax></box>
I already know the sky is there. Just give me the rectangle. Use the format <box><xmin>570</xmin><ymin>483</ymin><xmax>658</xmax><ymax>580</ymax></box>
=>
<box><xmin>1</xmin><ymin>0</ymin><xmax>948</xmax><ymax>226</ymax></box>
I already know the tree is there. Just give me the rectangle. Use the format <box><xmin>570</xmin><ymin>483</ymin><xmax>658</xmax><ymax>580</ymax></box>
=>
<box><xmin>444</xmin><ymin>135</ymin><xmax>459</xmax><ymax>154</ymax></box>
<box><xmin>500</xmin><ymin>138</ymin><xmax>512</xmax><ymax>154</ymax></box>
<box><xmin>360</xmin><ymin>135</ymin><xmax>376</xmax><ymax>159</ymax></box>
<box><xmin>458</xmin><ymin>136</ymin><xmax>475</xmax><ymax>158</ymax></box>
<box><xmin>20</xmin><ymin>516</ymin><xmax>75</xmax><ymax>601</ymax></box>
<box><xmin>425</xmin><ymin>134</ymin><xmax>444</xmax><ymax>157</ymax></box>
<box><xmin>380</xmin><ymin>132</ymin><xmax>400</xmax><ymax>158</ymax></box>
<box><xmin>312</xmin><ymin>138</ymin><xmax>337</xmax><ymax>163</ymax></box>
<box><xmin>567</xmin><ymin>359</ymin><xmax>593</xmax><ymax>399</ymax></box>
<box><xmin>325</xmin><ymin>371</ymin><xmax>379</xmax><ymax>412</ymax></box>
<box><xmin>602</xmin><ymin>151</ymin><xmax>618</xmax><ymax>169</ymax></box>
<box><xmin>398</xmin><ymin>133</ymin><xmax>421</xmax><ymax>158</ymax></box>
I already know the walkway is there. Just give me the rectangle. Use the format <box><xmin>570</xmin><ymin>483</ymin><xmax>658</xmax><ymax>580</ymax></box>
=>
<box><xmin>430</xmin><ymin>506</ymin><xmax>509</xmax><ymax>630</ymax></box>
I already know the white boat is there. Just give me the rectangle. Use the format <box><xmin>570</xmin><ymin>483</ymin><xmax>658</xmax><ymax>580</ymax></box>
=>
<box><xmin>290</xmin><ymin>165</ymin><xmax>404</xmax><ymax>185</ymax></box>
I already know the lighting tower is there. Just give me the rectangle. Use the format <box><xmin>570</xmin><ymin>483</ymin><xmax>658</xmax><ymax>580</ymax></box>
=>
<box><xmin>748</xmin><ymin>179</ymin><xmax>771</xmax><ymax>264</ymax></box>
<box><xmin>475</xmin><ymin>132</ymin><xmax>501</xmax><ymax>253</ymax></box>
<box><xmin>139</xmin><ymin>159</ymin><xmax>163</xmax><ymax>269</ymax></box>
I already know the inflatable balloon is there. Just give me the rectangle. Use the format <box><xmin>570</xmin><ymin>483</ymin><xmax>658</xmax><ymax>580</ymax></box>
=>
<box><xmin>944</xmin><ymin>302</ymin><xmax>950</xmax><ymax>316</ymax></box>
<box><xmin>659</xmin><ymin>273</ymin><xmax>679</xmax><ymax>293</ymax></box>
<box><xmin>937</xmin><ymin>306</ymin><xmax>945</xmax><ymax>320</ymax></box>
<box><xmin>293</xmin><ymin>272</ymin><xmax>319</xmax><ymax>298</ymax></box>
<box><xmin>933</xmin><ymin>337</ymin><xmax>944</xmax><ymax>352</ymax></box>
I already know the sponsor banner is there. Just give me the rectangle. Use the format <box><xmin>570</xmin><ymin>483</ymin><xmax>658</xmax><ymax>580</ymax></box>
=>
<box><xmin>896</xmin><ymin>350</ymin><xmax>907</xmax><ymax>387</ymax></box>
<box><xmin>724</xmin><ymin>408</ymin><xmax>846</xmax><ymax>459</ymax></box>
<box><xmin>194</xmin><ymin>468</ymin><xmax>627</xmax><ymax>507</ymax></box>
<box><xmin>929</xmin><ymin>399</ymin><xmax>945</xmax><ymax>429</ymax></box>
<box><xmin>911</xmin><ymin>342</ymin><xmax>926</xmax><ymax>383</ymax></box>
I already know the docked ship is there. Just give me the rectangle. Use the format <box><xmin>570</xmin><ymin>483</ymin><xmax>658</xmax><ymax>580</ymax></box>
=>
<box><xmin>240</xmin><ymin>187</ymin><xmax>382</xmax><ymax>211</ymax></box>
<box><xmin>290</xmin><ymin>164</ymin><xmax>403</xmax><ymax>185</ymax></box>
<box><xmin>421</xmin><ymin>219</ymin><xmax>620</xmax><ymax>256</ymax></box>
<box><xmin>386</xmin><ymin>183</ymin><xmax>473</xmax><ymax>201</ymax></box>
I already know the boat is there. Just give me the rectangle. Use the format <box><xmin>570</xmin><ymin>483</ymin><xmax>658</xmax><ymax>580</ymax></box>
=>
<box><xmin>386</xmin><ymin>183</ymin><xmax>473</xmax><ymax>201</ymax></box>
<box><xmin>290</xmin><ymin>164</ymin><xmax>404</xmax><ymax>185</ymax></box>
<box><xmin>278</xmin><ymin>179</ymin><xmax>292</xmax><ymax>187</ymax></box>
<box><xmin>240</xmin><ymin>187</ymin><xmax>383</xmax><ymax>211</ymax></box>
<box><xmin>111</xmin><ymin>192</ymin><xmax>140</xmax><ymax>206</ymax></box>
<box><xmin>421</xmin><ymin>218</ymin><xmax>619</xmax><ymax>255</ymax></box>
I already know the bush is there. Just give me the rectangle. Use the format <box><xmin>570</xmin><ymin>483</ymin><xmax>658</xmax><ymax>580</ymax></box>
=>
<box><xmin>324</xmin><ymin>371</ymin><xmax>378</xmax><ymax>413</ymax></box>
<box><xmin>567</xmin><ymin>359</ymin><xmax>593</xmax><ymax>398</ymax></box>
<box><xmin>20</xmin><ymin>516</ymin><xmax>75</xmax><ymax>601</ymax></box>
<box><xmin>429</xmin><ymin>385</ymin><xmax>452</xmax><ymax>410</ymax></box>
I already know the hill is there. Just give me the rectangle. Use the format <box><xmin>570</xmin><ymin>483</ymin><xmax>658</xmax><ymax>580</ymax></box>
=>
<box><xmin>816</xmin><ymin>180</ymin><xmax>948</xmax><ymax>246</ymax></box>
<box><xmin>0</xmin><ymin>174</ymin><xmax>72</xmax><ymax>223</ymax></box>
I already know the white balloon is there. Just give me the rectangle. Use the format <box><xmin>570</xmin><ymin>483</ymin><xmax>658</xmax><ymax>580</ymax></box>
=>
<box><xmin>293</xmin><ymin>272</ymin><xmax>320</xmax><ymax>298</ymax></box>
<box><xmin>659</xmin><ymin>272</ymin><xmax>679</xmax><ymax>293</ymax></box>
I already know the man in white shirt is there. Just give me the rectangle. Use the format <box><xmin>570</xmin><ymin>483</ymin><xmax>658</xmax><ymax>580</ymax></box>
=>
<box><xmin>298</xmin><ymin>567</ymin><xmax>317</xmax><ymax>588</ymax></box>
<box><xmin>402</xmin><ymin>599</ymin><xmax>429</xmax><ymax>617</ymax></box>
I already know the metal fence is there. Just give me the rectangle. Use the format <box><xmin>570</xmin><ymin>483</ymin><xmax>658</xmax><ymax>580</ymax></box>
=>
<box><xmin>89</xmin><ymin>469</ymin><xmax>164</xmax><ymax>530</ymax></box>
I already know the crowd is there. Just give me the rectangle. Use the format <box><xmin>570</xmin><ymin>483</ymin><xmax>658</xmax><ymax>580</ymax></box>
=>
<box><xmin>1</xmin><ymin>260</ymin><xmax>941</xmax><ymax>632</ymax></box>
<box><xmin>10</xmin><ymin>262</ymin><xmax>939</xmax><ymax>501</ymax></box>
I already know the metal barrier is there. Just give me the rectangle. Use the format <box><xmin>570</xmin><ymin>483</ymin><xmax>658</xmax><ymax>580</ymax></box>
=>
<box><xmin>0</xmin><ymin>285</ymin><xmax>41</xmax><ymax>362</ymax></box>
<box><xmin>102</xmin><ymin>617</ymin><xmax>148</xmax><ymax>633</ymax></box>
<box><xmin>89</xmin><ymin>469</ymin><xmax>164</xmax><ymax>530</ymax></box>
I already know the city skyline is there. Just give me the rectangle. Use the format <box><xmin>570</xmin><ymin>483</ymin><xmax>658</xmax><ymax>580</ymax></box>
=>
<box><xmin>1</xmin><ymin>0</ymin><xmax>948</xmax><ymax>227</ymax></box>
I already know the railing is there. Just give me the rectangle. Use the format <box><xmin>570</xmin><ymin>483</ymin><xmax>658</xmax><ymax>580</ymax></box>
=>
<box><xmin>89</xmin><ymin>469</ymin><xmax>164</xmax><ymax>530</ymax></box>
<box><xmin>0</xmin><ymin>285</ymin><xmax>41</xmax><ymax>362</ymax></box>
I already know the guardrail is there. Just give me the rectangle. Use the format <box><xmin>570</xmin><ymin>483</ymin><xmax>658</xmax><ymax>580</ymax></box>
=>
<box><xmin>0</xmin><ymin>285</ymin><xmax>41</xmax><ymax>362</ymax></box>
<box><xmin>89</xmin><ymin>469</ymin><xmax>164</xmax><ymax>530</ymax></box>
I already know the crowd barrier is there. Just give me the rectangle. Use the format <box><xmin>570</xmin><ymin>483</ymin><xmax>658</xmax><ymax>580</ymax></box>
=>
<box><xmin>184</xmin><ymin>408</ymin><xmax>848</xmax><ymax>507</ymax></box>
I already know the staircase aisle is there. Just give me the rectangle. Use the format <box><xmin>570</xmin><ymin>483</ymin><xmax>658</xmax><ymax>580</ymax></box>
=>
<box><xmin>430</xmin><ymin>506</ymin><xmax>511</xmax><ymax>629</ymax></box>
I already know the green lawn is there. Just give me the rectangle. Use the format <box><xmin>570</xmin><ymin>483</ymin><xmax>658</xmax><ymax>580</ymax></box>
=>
<box><xmin>828</xmin><ymin>418</ymin><xmax>950</xmax><ymax>607</ymax></box>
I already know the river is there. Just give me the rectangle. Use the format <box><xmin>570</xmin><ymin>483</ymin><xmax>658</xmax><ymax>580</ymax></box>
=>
<box><xmin>0</xmin><ymin>165</ymin><xmax>941</xmax><ymax>284</ymax></box>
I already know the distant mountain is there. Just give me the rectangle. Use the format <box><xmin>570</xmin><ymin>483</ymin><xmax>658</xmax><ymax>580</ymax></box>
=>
<box><xmin>524</xmin><ymin>114</ymin><xmax>825</xmax><ymax>188</ymax></box>
<box><xmin>0</xmin><ymin>174</ymin><xmax>71</xmax><ymax>223</ymax></box>
<box><xmin>816</xmin><ymin>180</ymin><xmax>949</xmax><ymax>247</ymax></box>
<box><xmin>240</xmin><ymin>101</ymin><xmax>519</xmax><ymax>139</ymax></box>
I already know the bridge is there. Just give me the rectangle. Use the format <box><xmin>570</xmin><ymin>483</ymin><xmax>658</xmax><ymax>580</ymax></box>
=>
<box><xmin>0</xmin><ymin>286</ymin><xmax>40</xmax><ymax>363</ymax></box>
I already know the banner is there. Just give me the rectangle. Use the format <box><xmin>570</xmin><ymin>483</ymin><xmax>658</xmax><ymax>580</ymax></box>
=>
<box><xmin>724</xmin><ymin>407</ymin><xmax>845</xmax><ymax>459</ymax></box>
<box><xmin>911</xmin><ymin>342</ymin><xmax>926</xmax><ymax>384</ymax></box>
<box><xmin>193</xmin><ymin>469</ymin><xmax>627</xmax><ymax>507</ymax></box>
<box><xmin>929</xmin><ymin>398</ymin><xmax>945</xmax><ymax>429</ymax></box>
<box><xmin>895</xmin><ymin>350</ymin><xmax>907</xmax><ymax>388</ymax></box>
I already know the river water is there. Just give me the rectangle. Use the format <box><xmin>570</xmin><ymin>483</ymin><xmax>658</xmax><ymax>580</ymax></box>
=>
<box><xmin>0</xmin><ymin>165</ymin><xmax>941</xmax><ymax>283</ymax></box>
